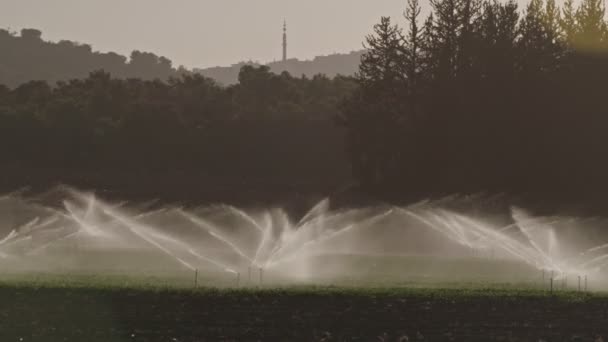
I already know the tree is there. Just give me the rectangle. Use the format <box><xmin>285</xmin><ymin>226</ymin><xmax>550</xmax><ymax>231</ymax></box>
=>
<box><xmin>574</xmin><ymin>0</ymin><xmax>608</xmax><ymax>53</ymax></box>
<box><xmin>560</xmin><ymin>0</ymin><xmax>577</xmax><ymax>45</ymax></box>
<box><xmin>340</xmin><ymin>17</ymin><xmax>410</xmax><ymax>189</ymax></box>
<box><xmin>403</xmin><ymin>0</ymin><xmax>424</xmax><ymax>92</ymax></box>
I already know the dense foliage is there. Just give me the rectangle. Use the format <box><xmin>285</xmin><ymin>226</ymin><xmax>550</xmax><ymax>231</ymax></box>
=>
<box><xmin>3</xmin><ymin>0</ymin><xmax>608</xmax><ymax>205</ymax></box>
<box><xmin>195</xmin><ymin>51</ymin><xmax>363</xmax><ymax>86</ymax></box>
<box><xmin>0</xmin><ymin>66</ymin><xmax>355</xmax><ymax>201</ymax></box>
<box><xmin>341</xmin><ymin>0</ymin><xmax>608</xmax><ymax>201</ymax></box>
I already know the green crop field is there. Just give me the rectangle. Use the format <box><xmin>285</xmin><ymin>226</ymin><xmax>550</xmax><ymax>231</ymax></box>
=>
<box><xmin>1</xmin><ymin>267</ymin><xmax>607</xmax><ymax>341</ymax></box>
<box><xmin>1</xmin><ymin>254</ymin><xmax>606</xmax><ymax>341</ymax></box>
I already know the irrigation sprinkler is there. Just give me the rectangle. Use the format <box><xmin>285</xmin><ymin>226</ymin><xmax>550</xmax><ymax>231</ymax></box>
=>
<box><xmin>550</xmin><ymin>277</ymin><xmax>553</xmax><ymax>294</ymax></box>
<box><xmin>585</xmin><ymin>275</ymin><xmax>588</xmax><ymax>292</ymax></box>
<box><xmin>248</xmin><ymin>266</ymin><xmax>252</xmax><ymax>284</ymax></box>
<box><xmin>542</xmin><ymin>269</ymin><xmax>545</xmax><ymax>284</ymax></box>
<box><xmin>259</xmin><ymin>267</ymin><xmax>264</xmax><ymax>285</ymax></box>
<box><xmin>236</xmin><ymin>272</ymin><xmax>240</xmax><ymax>287</ymax></box>
<box><xmin>194</xmin><ymin>269</ymin><xmax>199</xmax><ymax>288</ymax></box>
<box><xmin>578</xmin><ymin>275</ymin><xmax>581</xmax><ymax>292</ymax></box>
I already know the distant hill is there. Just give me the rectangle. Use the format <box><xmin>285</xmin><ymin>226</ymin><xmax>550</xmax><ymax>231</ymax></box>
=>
<box><xmin>194</xmin><ymin>51</ymin><xmax>364</xmax><ymax>85</ymax></box>
<box><xmin>0</xmin><ymin>28</ymin><xmax>184</xmax><ymax>88</ymax></box>
<box><xmin>0</xmin><ymin>28</ymin><xmax>362</xmax><ymax>88</ymax></box>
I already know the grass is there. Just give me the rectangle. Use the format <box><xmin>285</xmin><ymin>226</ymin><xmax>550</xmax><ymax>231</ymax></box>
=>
<box><xmin>1</xmin><ymin>254</ymin><xmax>607</xmax><ymax>341</ymax></box>
<box><xmin>0</xmin><ymin>279</ymin><xmax>606</xmax><ymax>341</ymax></box>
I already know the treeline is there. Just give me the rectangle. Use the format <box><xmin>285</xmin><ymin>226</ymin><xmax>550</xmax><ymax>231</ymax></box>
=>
<box><xmin>0</xmin><ymin>27</ymin><xmax>363</xmax><ymax>89</ymax></box>
<box><xmin>196</xmin><ymin>51</ymin><xmax>364</xmax><ymax>86</ymax></box>
<box><xmin>0</xmin><ymin>66</ymin><xmax>355</xmax><ymax>202</ymax></box>
<box><xmin>341</xmin><ymin>0</ymin><xmax>608</xmax><ymax>201</ymax></box>
<box><xmin>0</xmin><ymin>28</ymin><xmax>181</xmax><ymax>87</ymax></box>
<box><xmin>3</xmin><ymin>0</ymin><xmax>608</xmax><ymax>206</ymax></box>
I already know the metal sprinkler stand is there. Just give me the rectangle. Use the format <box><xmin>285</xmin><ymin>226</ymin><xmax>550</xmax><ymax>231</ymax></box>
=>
<box><xmin>194</xmin><ymin>269</ymin><xmax>199</xmax><ymax>288</ymax></box>
<box><xmin>585</xmin><ymin>275</ymin><xmax>588</xmax><ymax>292</ymax></box>
<box><xmin>248</xmin><ymin>266</ymin><xmax>252</xmax><ymax>284</ymax></box>
<box><xmin>542</xmin><ymin>269</ymin><xmax>545</xmax><ymax>285</ymax></box>
<box><xmin>236</xmin><ymin>272</ymin><xmax>240</xmax><ymax>287</ymax></box>
<box><xmin>259</xmin><ymin>267</ymin><xmax>264</xmax><ymax>286</ymax></box>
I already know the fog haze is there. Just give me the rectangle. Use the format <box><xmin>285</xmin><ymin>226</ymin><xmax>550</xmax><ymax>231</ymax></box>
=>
<box><xmin>1</xmin><ymin>0</ymin><xmax>411</xmax><ymax>68</ymax></box>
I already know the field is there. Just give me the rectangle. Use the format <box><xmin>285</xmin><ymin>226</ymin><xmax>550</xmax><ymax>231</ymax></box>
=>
<box><xmin>1</xmin><ymin>282</ymin><xmax>607</xmax><ymax>342</ymax></box>
<box><xmin>1</xmin><ymin>255</ymin><xmax>608</xmax><ymax>341</ymax></box>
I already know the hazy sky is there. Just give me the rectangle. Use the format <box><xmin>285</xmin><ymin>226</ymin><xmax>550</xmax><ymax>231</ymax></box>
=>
<box><xmin>1</xmin><ymin>0</ymin><xmax>415</xmax><ymax>69</ymax></box>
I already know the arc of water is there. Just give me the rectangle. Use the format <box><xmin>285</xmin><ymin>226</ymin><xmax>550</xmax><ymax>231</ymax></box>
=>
<box><xmin>436</xmin><ymin>212</ymin><xmax>538</xmax><ymax>266</ymax></box>
<box><xmin>265</xmin><ymin>209</ymin><xmax>393</xmax><ymax>269</ymax></box>
<box><xmin>255</xmin><ymin>209</ymin><xmax>298</xmax><ymax>265</ymax></box>
<box><xmin>187</xmin><ymin>248</ymin><xmax>237</xmax><ymax>274</ymax></box>
<box><xmin>251</xmin><ymin>212</ymin><xmax>273</xmax><ymax>266</ymax></box>
<box><xmin>579</xmin><ymin>243</ymin><xmax>608</xmax><ymax>258</ymax></box>
<box><xmin>428</xmin><ymin>211</ymin><xmax>471</xmax><ymax>247</ymax></box>
<box><xmin>265</xmin><ymin>207</ymin><xmax>364</xmax><ymax>265</ymax></box>
<box><xmin>452</xmin><ymin>213</ymin><xmax>559</xmax><ymax>272</ymax></box>
<box><xmin>264</xmin><ymin>223</ymin><xmax>354</xmax><ymax>269</ymax></box>
<box><xmin>177</xmin><ymin>209</ymin><xmax>254</xmax><ymax>264</ymax></box>
<box><xmin>452</xmin><ymin>214</ymin><xmax>541</xmax><ymax>262</ymax></box>
<box><xmin>26</xmin><ymin>230</ymin><xmax>81</xmax><ymax>256</ymax></box>
<box><xmin>576</xmin><ymin>251</ymin><xmax>608</xmax><ymax>270</ymax></box>
<box><xmin>0</xmin><ymin>229</ymin><xmax>18</xmax><ymax>245</ymax></box>
<box><xmin>64</xmin><ymin>200</ymin><xmax>109</xmax><ymax>238</ymax></box>
<box><xmin>398</xmin><ymin>208</ymin><xmax>467</xmax><ymax>246</ymax></box>
<box><xmin>296</xmin><ymin>198</ymin><xmax>330</xmax><ymax>227</ymax></box>
<box><xmin>0</xmin><ymin>218</ymin><xmax>40</xmax><ymax>248</ymax></box>
<box><xmin>18</xmin><ymin>217</ymin><xmax>40</xmax><ymax>233</ymax></box>
<box><xmin>134</xmin><ymin>208</ymin><xmax>169</xmax><ymax>220</ymax></box>
<box><xmin>140</xmin><ymin>228</ymin><xmax>237</xmax><ymax>274</ymax></box>
<box><xmin>218</xmin><ymin>205</ymin><xmax>265</xmax><ymax>233</ymax></box>
<box><xmin>83</xmin><ymin>195</ymin><xmax>96</xmax><ymax>221</ymax></box>
<box><xmin>513</xmin><ymin>213</ymin><xmax>564</xmax><ymax>272</ymax></box>
<box><xmin>0</xmin><ymin>215</ymin><xmax>60</xmax><ymax>252</ymax></box>
<box><xmin>101</xmin><ymin>207</ymin><xmax>196</xmax><ymax>271</ymax></box>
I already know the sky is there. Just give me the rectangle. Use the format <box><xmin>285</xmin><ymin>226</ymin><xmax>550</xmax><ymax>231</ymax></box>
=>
<box><xmin>1</xmin><ymin>0</ymin><xmax>414</xmax><ymax>69</ymax></box>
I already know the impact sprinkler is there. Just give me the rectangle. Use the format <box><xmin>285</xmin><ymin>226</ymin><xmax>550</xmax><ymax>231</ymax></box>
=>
<box><xmin>578</xmin><ymin>275</ymin><xmax>581</xmax><ymax>292</ymax></box>
<box><xmin>236</xmin><ymin>272</ymin><xmax>241</xmax><ymax>287</ymax></box>
<box><xmin>542</xmin><ymin>269</ymin><xmax>545</xmax><ymax>284</ymax></box>
<box><xmin>585</xmin><ymin>275</ymin><xmax>588</xmax><ymax>292</ymax></box>
<box><xmin>248</xmin><ymin>265</ymin><xmax>252</xmax><ymax>284</ymax></box>
<box><xmin>194</xmin><ymin>269</ymin><xmax>199</xmax><ymax>288</ymax></box>
<box><xmin>259</xmin><ymin>267</ymin><xmax>264</xmax><ymax>285</ymax></box>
